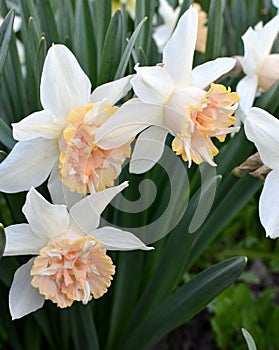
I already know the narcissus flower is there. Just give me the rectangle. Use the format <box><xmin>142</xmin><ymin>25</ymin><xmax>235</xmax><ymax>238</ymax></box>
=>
<box><xmin>153</xmin><ymin>0</ymin><xmax>208</xmax><ymax>53</ymax></box>
<box><xmin>4</xmin><ymin>183</ymin><xmax>152</xmax><ymax>319</ymax></box>
<box><xmin>245</xmin><ymin>107</ymin><xmax>279</xmax><ymax>238</ymax></box>
<box><xmin>236</xmin><ymin>15</ymin><xmax>279</xmax><ymax>120</ymax></box>
<box><xmin>0</xmin><ymin>44</ymin><xmax>133</xmax><ymax>205</ymax></box>
<box><xmin>96</xmin><ymin>7</ymin><xmax>239</xmax><ymax>174</ymax></box>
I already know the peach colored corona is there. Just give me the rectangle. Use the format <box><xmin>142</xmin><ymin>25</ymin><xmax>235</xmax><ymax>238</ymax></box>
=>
<box><xmin>31</xmin><ymin>237</ymin><xmax>115</xmax><ymax>308</ymax></box>
<box><xmin>59</xmin><ymin>103</ymin><xmax>131</xmax><ymax>194</ymax></box>
<box><xmin>172</xmin><ymin>84</ymin><xmax>239</xmax><ymax>165</ymax></box>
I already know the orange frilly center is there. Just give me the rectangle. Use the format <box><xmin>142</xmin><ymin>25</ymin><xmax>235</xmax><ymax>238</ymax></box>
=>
<box><xmin>172</xmin><ymin>84</ymin><xmax>239</xmax><ymax>165</ymax></box>
<box><xmin>31</xmin><ymin>236</ymin><xmax>115</xmax><ymax>308</ymax></box>
<box><xmin>59</xmin><ymin>103</ymin><xmax>131</xmax><ymax>194</ymax></box>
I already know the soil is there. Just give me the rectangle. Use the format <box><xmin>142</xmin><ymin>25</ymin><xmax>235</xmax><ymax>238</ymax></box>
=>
<box><xmin>153</xmin><ymin>309</ymin><xmax>218</xmax><ymax>350</ymax></box>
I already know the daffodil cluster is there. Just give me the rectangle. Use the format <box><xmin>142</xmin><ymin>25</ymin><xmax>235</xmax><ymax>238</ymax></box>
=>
<box><xmin>2</xmin><ymin>3</ymin><xmax>279</xmax><ymax>322</ymax></box>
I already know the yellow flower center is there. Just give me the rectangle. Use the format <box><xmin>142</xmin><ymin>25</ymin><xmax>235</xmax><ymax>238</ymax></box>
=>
<box><xmin>59</xmin><ymin>103</ymin><xmax>131</xmax><ymax>194</ymax></box>
<box><xmin>172</xmin><ymin>84</ymin><xmax>239</xmax><ymax>165</ymax></box>
<box><xmin>31</xmin><ymin>236</ymin><xmax>115</xmax><ymax>308</ymax></box>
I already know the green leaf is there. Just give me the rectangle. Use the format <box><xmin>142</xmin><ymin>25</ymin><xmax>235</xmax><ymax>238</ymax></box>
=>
<box><xmin>71</xmin><ymin>303</ymin><xmax>100</xmax><ymax>350</ymax></box>
<box><xmin>204</xmin><ymin>0</ymin><xmax>225</xmax><ymax>61</ymax></box>
<box><xmin>97</xmin><ymin>10</ymin><xmax>123</xmax><ymax>85</ymax></box>
<box><xmin>242</xmin><ymin>328</ymin><xmax>258</xmax><ymax>350</ymax></box>
<box><xmin>0</xmin><ymin>223</ymin><xmax>6</xmax><ymax>260</ymax></box>
<box><xmin>114</xmin><ymin>16</ymin><xmax>147</xmax><ymax>80</ymax></box>
<box><xmin>91</xmin><ymin>0</ymin><xmax>111</xmax><ymax>65</ymax></box>
<box><xmin>74</xmin><ymin>0</ymin><xmax>98</xmax><ymax>85</ymax></box>
<box><xmin>36</xmin><ymin>0</ymin><xmax>59</xmax><ymax>44</ymax></box>
<box><xmin>186</xmin><ymin>174</ymin><xmax>260</xmax><ymax>269</ymax></box>
<box><xmin>134</xmin><ymin>0</ymin><xmax>156</xmax><ymax>63</ymax></box>
<box><xmin>0</xmin><ymin>117</ymin><xmax>15</xmax><ymax>149</ymax></box>
<box><xmin>0</xmin><ymin>9</ymin><xmax>15</xmax><ymax>77</ymax></box>
<box><xmin>120</xmin><ymin>257</ymin><xmax>246</xmax><ymax>350</ymax></box>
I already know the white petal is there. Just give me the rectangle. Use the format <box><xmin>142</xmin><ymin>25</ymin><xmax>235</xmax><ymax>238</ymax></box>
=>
<box><xmin>191</xmin><ymin>57</ymin><xmax>236</xmax><ymax>89</ymax></box>
<box><xmin>0</xmin><ymin>138</ymin><xmax>58</xmax><ymax>193</ymax></box>
<box><xmin>244</xmin><ymin>107</ymin><xmax>279</xmax><ymax>169</ymax></box>
<box><xmin>90</xmin><ymin>226</ymin><xmax>153</xmax><ymax>251</ymax></box>
<box><xmin>40</xmin><ymin>44</ymin><xmax>91</xmax><ymax>119</ymax></box>
<box><xmin>23</xmin><ymin>187</ymin><xmax>70</xmax><ymax>240</ymax></box>
<box><xmin>9</xmin><ymin>258</ymin><xmax>45</xmax><ymax>320</ymax></box>
<box><xmin>95</xmin><ymin>99</ymin><xmax>165</xmax><ymax>149</ymax></box>
<box><xmin>241</xmin><ymin>15</ymin><xmax>279</xmax><ymax>74</ymax></box>
<box><xmin>4</xmin><ymin>224</ymin><xmax>46</xmax><ymax>256</ymax></box>
<box><xmin>259</xmin><ymin>170</ymin><xmax>279</xmax><ymax>238</ymax></box>
<box><xmin>236</xmin><ymin>74</ymin><xmax>258</xmax><ymax>114</ymax></box>
<box><xmin>12</xmin><ymin>110</ymin><xmax>65</xmax><ymax>141</ymax></box>
<box><xmin>90</xmin><ymin>75</ymin><xmax>133</xmax><ymax>106</ymax></box>
<box><xmin>163</xmin><ymin>7</ymin><xmax>198</xmax><ymax>87</ymax></box>
<box><xmin>47</xmin><ymin>164</ymin><xmax>83</xmax><ymax>207</ymax></box>
<box><xmin>70</xmin><ymin>182</ymin><xmax>129</xmax><ymax>233</ymax></box>
<box><xmin>131</xmin><ymin>65</ymin><xmax>174</xmax><ymax>104</ymax></box>
<box><xmin>129</xmin><ymin>126</ymin><xmax>168</xmax><ymax>174</ymax></box>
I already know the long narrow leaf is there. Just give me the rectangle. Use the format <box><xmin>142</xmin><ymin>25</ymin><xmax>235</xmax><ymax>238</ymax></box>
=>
<box><xmin>114</xmin><ymin>16</ymin><xmax>147</xmax><ymax>80</ymax></box>
<box><xmin>0</xmin><ymin>9</ymin><xmax>15</xmax><ymax>77</ymax></box>
<box><xmin>0</xmin><ymin>117</ymin><xmax>15</xmax><ymax>149</ymax></box>
<box><xmin>120</xmin><ymin>256</ymin><xmax>246</xmax><ymax>350</ymax></box>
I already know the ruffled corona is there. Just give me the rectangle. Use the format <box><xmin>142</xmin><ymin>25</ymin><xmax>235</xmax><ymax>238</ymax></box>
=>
<box><xmin>172</xmin><ymin>84</ymin><xmax>239</xmax><ymax>165</ymax></box>
<box><xmin>59</xmin><ymin>104</ymin><xmax>131</xmax><ymax>194</ymax></box>
<box><xmin>31</xmin><ymin>237</ymin><xmax>115</xmax><ymax>308</ymax></box>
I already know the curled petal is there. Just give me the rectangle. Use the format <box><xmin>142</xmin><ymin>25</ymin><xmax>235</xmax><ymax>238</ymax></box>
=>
<box><xmin>40</xmin><ymin>45</ymin><xmax>91</xmax><ymax>119</ymax></box>
<box><xmin>5</xmin><ymin>224</ymin><xmax>45</xmax><ymax>256</ymax></box>
<box><xmin>70</xmin><ymin>182</ymin><xmax>129</xmax><ymax>233</ymax></box>
<box><xmin>9</xmin><ymin>259</ymin><xmax>45</xmax><ymax>320</ymax></box>
<box><xmin>245</xmin><ymin>107</ymin><xmax>279</xmax><ymax>169</ymax></box>
<box><xmin>191</xmin><ymin>57</ymin><xmax>236</xmax><ymax>89</ymax></box>
<box><xmin>132</xmin><ymin>65</ymin><xmax>174</xmax><ymax>104</ymax></box>
<box><xmin>90</xmin><ymin>75</ymin><xmax>133</xmax><ymax>106</ymax></box>
<box><xmin>236</xmin><ymin>74</ymin><xmax>258</xmax><ymax>115</ymax></box>
<box><xmin>163</xmin><ymin>7</ymin><xmax>198</xmax><ymax>87</ymax></box>
<box><xmin>129</xmin><ymin>126</ymin><xmax>168</xmax><ymax>174</ymax></box>
<box><xmin>95</xmin><ymin>99</ymin><xmax>164</xmax><ymax>149</ymax></box>
<box><xmin>0</xmin><ymin>138</ymin><xmax>58</xmax><ymax>193</ymax></box>
<box><xmin>90</xmin><ymin>226</ymin><xmax>153</xmax><ymax>251</ymax></box>
<box><xmin>12</xmin><ymin>110</ymin><xmax>65</xmax><ymax>141</ymax></box>
<box><xmin>23</xmin><ymin>187</ymin><xmax>70</xmax><ymax>240</ymax></box>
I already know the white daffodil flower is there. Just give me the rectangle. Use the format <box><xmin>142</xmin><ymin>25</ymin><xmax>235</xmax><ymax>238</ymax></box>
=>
<box><xmin>153</xmin><ymin>0</ymin><xmax>207</xmax><ymax>53</ymax></box>
<box><xmin>236</xmin><ymin>15</ymin><xmax>279</xmax><ymax>121</ymax></box>
<box><xmin>4</xmin><ymin>183</ymin><xmax>152</xmax><ymax>319</ymax></box>
<box><xmin>0</xmin><ymin>44</ymin><xmax>133</xmax><ymax>206</ymax></box>
<box><xmin>244</xmin><ymin>107</ymin><xmax>279</xmax><ymax>238</ymax></box>
<box><xmin>95</xmin><ymin>7</ymin><xmax>239</xmax><ymax>174</ymax></box>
